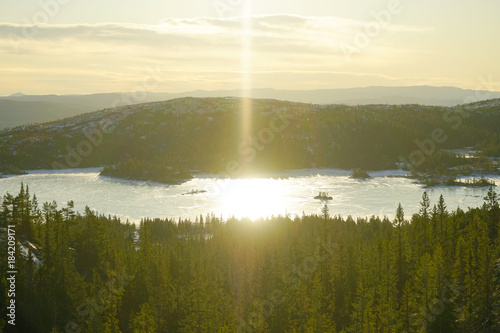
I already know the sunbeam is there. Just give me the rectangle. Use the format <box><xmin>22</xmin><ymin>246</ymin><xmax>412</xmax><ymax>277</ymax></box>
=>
<box><xmin>240</xmin><ymin>1</ymin><xmax>253</xmax><ymax>171</ymax></box>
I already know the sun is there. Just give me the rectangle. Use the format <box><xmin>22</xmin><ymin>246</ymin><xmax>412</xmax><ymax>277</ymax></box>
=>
<box><xmin>219</xmin><ymin>178</ymin><xmax>286</xmax><ymax>220</ymax></box>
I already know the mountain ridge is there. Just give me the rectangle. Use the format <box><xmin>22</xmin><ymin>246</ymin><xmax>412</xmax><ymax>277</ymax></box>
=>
<box><xmin>2</xmin><ymin>85</ymin><xmax>500</xmax><ymax>129</ymax></box>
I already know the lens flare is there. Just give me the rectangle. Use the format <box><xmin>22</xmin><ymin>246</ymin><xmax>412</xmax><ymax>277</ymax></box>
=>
<box><xmin>240</xmin><ymin>1</ymin><xmax>253</xmax><ymax>171</ymax></box>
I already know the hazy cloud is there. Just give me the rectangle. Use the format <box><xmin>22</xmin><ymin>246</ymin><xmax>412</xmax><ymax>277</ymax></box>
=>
<box><xmin>0</xmin><ymin>14</ymin><xmax>433</xmax><ymax>94</ymax></box>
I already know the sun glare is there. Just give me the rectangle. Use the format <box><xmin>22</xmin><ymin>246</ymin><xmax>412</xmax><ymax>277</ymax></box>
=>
<box><xmin>240</xmin><ymin>1</ymin><xmax>253</xmax><ymax>169</ymax></box>
<box><xmin>219</xmin><ymin>178</ymin><xmax>286</xmax><ymax>220</ymax></box>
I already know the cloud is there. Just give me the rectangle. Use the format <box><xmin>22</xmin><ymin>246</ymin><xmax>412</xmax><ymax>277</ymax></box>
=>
<box><xmin>0</xmin><ymin>14</ymin><xmax>432</xmax><ymax>94</ymax></box>
<box><xmin>0</xmin><ymin>14</ymin><xmax>428</xmax><ymax>56</ymax></box>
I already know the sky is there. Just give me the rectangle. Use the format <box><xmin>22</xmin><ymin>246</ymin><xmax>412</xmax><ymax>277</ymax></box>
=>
<box><xmin>0</xmin><ymin>0</ymin><xmax>499</xmax><ymax>95</ymax></box>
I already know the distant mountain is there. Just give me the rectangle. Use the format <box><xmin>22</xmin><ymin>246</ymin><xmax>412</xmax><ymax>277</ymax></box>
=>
<box><xmin>0</xmin><ymin>99</ymin><xmax>92</xmax><ymax>129</ymax></box>
<box><xmin>2</xmin><ymin>92</ymin><xmax>131</xmax><ymax>109</ymax></box>
<box><xmin>1</xmin><ymin>86</ymin><xmax>499</xmax><ymax>129</ymax></box>
<box><xmin>190</xmin><ymin>86</ymin><xmax>500</xmax><ymax>106</ymax></box>
<box><xmin>0</xmin><ymin>93</ymin><xmax>130</xmax><ymax>129</ymax></box>
<box><xmin>8</xmin><ymin>92</ymin><xmax>27</xmax><ymax>97</ymax></box>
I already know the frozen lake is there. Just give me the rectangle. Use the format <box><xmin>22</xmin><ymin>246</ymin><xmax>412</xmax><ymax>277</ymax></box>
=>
<box><xmin>0</xmin><ymin>168</ymin><xmax>497</xmax><ymax>223</ymax></box>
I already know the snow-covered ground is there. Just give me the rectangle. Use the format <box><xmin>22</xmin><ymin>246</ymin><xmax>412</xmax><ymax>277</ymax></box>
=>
<box><xmin>0</xmin><ymin>227</ymin><xmax>42</xmax><ymax>266</ymax></box>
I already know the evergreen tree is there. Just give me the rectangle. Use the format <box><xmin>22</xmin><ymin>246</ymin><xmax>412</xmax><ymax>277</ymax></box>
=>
<box><xmin>131</xmin><ymin>303</ymin><xmax>157</xmax><ymax>333</ymax></box>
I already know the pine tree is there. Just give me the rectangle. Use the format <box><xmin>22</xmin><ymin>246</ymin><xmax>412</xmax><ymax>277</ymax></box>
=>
<box><xmin>130</xmin><ymin>302</ymin><xmax>157</xmax><ymax>332</ymax></box>
<box><xmin>484</xmin><ymin>187</ymin><xmax>499</xmax><ymax>242</ymax></box>
<box><xmin>437</xmin><ymin>194</ymin><xmax>447</xmax><ymax>238</ymax></box>
<box><xmin>394</xmin><ymin>203</ymin><xmax>407</xmax><ymax>305</ymax></box>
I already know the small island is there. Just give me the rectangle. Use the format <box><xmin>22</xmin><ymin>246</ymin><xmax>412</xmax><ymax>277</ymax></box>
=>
<box><xmin>100</xmin><ymin>158</ymin><xmax>193</xmax><ymax>184</ymax></box>
<box><xmin>182</xmin><ymin>189</ymin><xmax>207</xmax><ymax>195</ymax></box>
<box><xmin>352</xmin><ymin>168</ymin><xmax>371</xmax><ymax>179</ymax></box>
<box><xmin>314</xmin><ymin>192</ymin><xmax>333</xmax><ymax>200</ymax></box>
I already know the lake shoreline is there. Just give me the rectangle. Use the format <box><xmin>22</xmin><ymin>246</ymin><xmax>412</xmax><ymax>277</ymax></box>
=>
<box><xmin>2</xmin><ymin>167</ymin><xmax>499</xmax><ymax>188</ymax></box>
<box><xmin>1</xmin><ymin>167</ymin><xmax>498</xmax><ymax>223</ymax></box>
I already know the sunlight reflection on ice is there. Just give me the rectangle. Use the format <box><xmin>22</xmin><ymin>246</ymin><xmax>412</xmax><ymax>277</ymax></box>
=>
<box><xmin>0</xmin><ymin>168</ymin><xmax>497</xmax><ymax>223</ymax></box>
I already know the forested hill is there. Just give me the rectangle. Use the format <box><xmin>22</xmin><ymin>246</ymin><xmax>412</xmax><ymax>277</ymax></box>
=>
<box><xmin>1</xmin><ymin>97</ymin><xmax>500</xmax><ymax>178</ymax></box>
<box><xmin>1</xmin><ymin>185</ymin><xmax>500</xmax><ymax>331</ymax></box>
